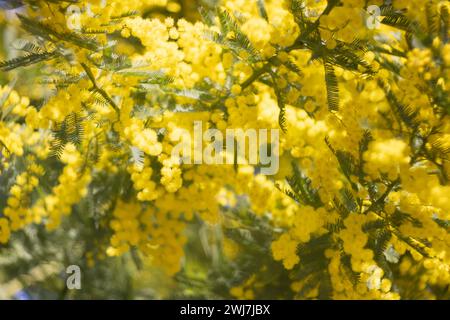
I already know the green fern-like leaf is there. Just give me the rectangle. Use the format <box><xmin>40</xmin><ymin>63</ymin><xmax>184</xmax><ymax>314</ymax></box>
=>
<box><xmin>282</xmin><ymin>59</ymin><xmax>303</xmax><ymax>76</ymax></box>
<box><xmin>81</xmin><ymin>63</ymin><xmax>120</xmax><ymax>112</ymax></box>
<box><xmin>110</xmin><ymin>11</ymin><xmax>138</xmax><ymax>20</ymax></box>
<box><xmin>340</xmin><ymin>189</ymin><xmax>358</xmax><ymax>213</ymax></box>
<box><xmin>430</xmin><ymin>138</ymin><xmax>450</xmax><ymax>160</ymax></box>
<box><xmin>0</xmin><ymin>51</ymin><xmax>58</xmax><ymax>71</ymax></box>
<box><xmin>270</xmin><ymin>73</ymin><xmax>287</xmax><ymax>132</ymax></box>
<box><xmin>362</xmin><ymin>220</ymin><xmax>386</xmax><ymax>232</ymax></box>
<box><xmin>359</xmin><ymin>130</ymin><xmax>373</xmax><ymax>154</ymax></box>
<box><xmin>130</xmin><ymin>146</ymin><xmax>145</xmax><ymax>169</ymax></box>
<box><xmin>379</xmin><ymin>80</ymin><xmax>419</xmax><ymax>129</ymax></box>
<box><xmin>289</xmin><ymin>0</ymin><xmax>305</xmax><ymax>16</ymax></box>
<box><xmin>340</xmin><ymin>253</ymin><xmax>361</xmax><ymax>285</ymax></box>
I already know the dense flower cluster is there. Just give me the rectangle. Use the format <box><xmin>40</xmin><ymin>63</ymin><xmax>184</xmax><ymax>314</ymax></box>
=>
<box><xmin>0</xmin><ymin>0</ymin><xmax>449</xmax><ymax>299</ymax></box>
